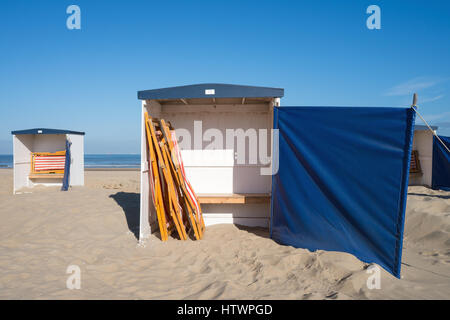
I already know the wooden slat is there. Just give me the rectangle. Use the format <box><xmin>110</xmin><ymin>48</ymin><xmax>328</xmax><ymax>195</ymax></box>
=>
<box><xmin>197</xmin><ymin>193</ymin><xmax>270</xmax><ymax>204</ymax></box>
<box><xmin>409</xmin><ymin>150</ymin><xmax>422</xmax><ymax>174</ymax></box>
<box><xmin>29</xmin><ymin>174</ymin><xmax>64</xmax><ymax>179</ymax></box>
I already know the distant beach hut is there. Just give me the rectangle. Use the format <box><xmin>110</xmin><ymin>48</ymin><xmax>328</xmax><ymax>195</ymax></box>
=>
<box><xmin>137</xmin><ymin>83</ymin><xmax>284</xmax><ymax>240</ymax></box>
<box><xmin>11</xmin><ymin>128</ymin><xmax>85</xmax><ymax>193</ymax></box>
<box><xmin>409</xmin><ymin>124</ymin><xmax>439</xmax><ymax>187</ymax></box>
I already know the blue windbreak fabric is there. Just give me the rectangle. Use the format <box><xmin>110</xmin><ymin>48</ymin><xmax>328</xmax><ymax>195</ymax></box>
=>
<box><xmin>61</xmin><ymin>140</ymin><xmax>71</xmax><ymax>191</ymax></box>
<box><xmin>432</xmin><ymin>136</ymin><xmax>450</xmax><ymax>191</ymax></box>
<box><xmin>270</xmin><ymin>107</ymin><xmax>415</xmax><ymax>278</ymax></box>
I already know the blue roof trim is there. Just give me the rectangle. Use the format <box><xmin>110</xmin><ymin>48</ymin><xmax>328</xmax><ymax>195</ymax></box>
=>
<box><xmin>137</xmin><ymin>83</ymin><xmax>284</xmax><ymax>100</ymax></box>
<box><xmin>11</xmin><ymin>128</ymin><xmax>85</xmax><ymax>135</ymax></box>
<box><xmin>414</xmin><ymin>124</ymin><xmax>438</xmax><ymax>131</ymax></box>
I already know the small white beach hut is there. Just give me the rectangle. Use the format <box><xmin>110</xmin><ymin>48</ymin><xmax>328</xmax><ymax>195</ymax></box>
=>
<box><xmin>138</xmin><ymin>84</ymin><xmax>284</xmax><ymax>240</ymax></box>
<box><xmin>11</xmin><ymin>128</ymin><xmax>85</xmax><ymax>193</ymax></box>
<box><xmin>409</xmin><ymin>124</ymin><xmax>438</xmax><ymax>187</ymax></box>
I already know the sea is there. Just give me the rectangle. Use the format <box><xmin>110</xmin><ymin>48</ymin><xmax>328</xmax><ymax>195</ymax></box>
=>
<box><xmin>0</xmin><ymin>154</ymin><xmax>140</xmax><ymax>169</ymax></box>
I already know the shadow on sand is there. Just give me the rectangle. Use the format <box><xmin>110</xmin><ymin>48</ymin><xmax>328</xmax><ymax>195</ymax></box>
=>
<box><xmin>109</xmin><ymin>192</ymin><xmax>274</xmax><ymax>241</ymax></box>
<box><xmin>235</xmin><ymin>224</ymin><xmax>271</xmax><ymax>239</ymax></box>
<box><xmin>408</xmin><ymin>192</ymin><xmax>450</xmax><ymax>200</ymax></box>
<box><xmin>110</xmin><ymin>192</ymin><xmax>140</xmax><ymax>240</ymax></box>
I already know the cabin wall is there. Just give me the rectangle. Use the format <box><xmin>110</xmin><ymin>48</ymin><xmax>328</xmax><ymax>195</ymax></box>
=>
<box><xmin>13</xmin><ymin>135</ymin><xmax>33</xmax><ymax>193</ymax></box>
<box><xmin>13</xmin><ymin>133</ymin><xmax>84</xmax><ymax>193</ymax></box>
<box><xmin>139</xmin><ymin>99</ymin><xmax>275</xmax><ymax>240</ymax></box>
<box><xmin>410</xmin><ymin>130</ymin><xmax>434</xmax><ymax>186</ymax></box>
<box><xmin>140</xmin><ymin>100</ymin><xmax>162</xmax><ymax>240</ymax></box>
<box><xmin>33</xmin><ymin>134</ymin><xmax>66</xmax><ymax>153</ymax></box>
<box><xmin>202</xmin><ymin>203</ymin><xmax>270</xmax><ymax>228</ymax></box>
<box><xmin>160</xmin><ymin>103</ymin><xmax>273</xmax><ymax>194</ymax></box>
<box><xmin>162</xmin><ymin>103</ymin><xmax>273</xmax><ymax>229</ymax></box>
<box><xmin>67</xmin><ymin>134</ymin><xmax>84</xmax><ymax>186</ymax></box>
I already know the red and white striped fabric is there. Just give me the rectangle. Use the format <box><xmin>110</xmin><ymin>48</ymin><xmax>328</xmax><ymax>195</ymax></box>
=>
<box><xmin>34</xmin><ymin>156</ymin><xmax>65</xmax><ymax>171</ymax></box>
<box><xmin>171</xmin><ymin>131</ymin><xmax>202</xmax><ymax>221</ymax></box>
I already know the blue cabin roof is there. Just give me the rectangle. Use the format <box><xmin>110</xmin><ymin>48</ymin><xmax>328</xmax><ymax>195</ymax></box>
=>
<box><xmin>11</xmin><ymin>128</ymin><xmax>85</xmax><ymax>135</ymax></box>
<box><xmin>137</xmin><ymin>83</ymin><xmax>284</xmax><ymax>100</ymax></box>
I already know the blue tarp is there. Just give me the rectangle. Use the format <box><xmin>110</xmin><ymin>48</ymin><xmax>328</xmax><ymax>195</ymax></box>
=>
<box><xmin>432</xmin><ymin>135</ymin><xmax>450</xmax><ymax>191</ymax></box>
<box><xmin>270</xmin><ymin>107</ymin><xmax>415</xmax><ymax>278</ymax></box>
<box><xmin>61</xmin><ymin>140</ymin><xmax>71</xmax><ymax>191</ymax></box>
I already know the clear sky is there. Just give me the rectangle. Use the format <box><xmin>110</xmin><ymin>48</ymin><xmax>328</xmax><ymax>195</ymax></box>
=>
<box><xmin>1</xmin><ymin>0</ymin><xmax>449</xmax><ymax>154</ymax></box>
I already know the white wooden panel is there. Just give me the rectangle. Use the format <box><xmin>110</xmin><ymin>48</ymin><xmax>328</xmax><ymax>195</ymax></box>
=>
<box><xmin>29</xmin><ymin>179</ymin><xmax>63</xmax><ymax>187</ymax></box>
<box><xmin>420</xmin><ymin>158</ymin><xmax>433</xmax><ymax>186</ymax></box>
<box><xmin>13</xmin><ymin>163</ymin><xmax>30</xmax><ymax>192</ymax></box>
<box><xmin>67</xmin><ymin>134</ymin><xmax>84</xmax><ymax>186</ymax></box>
<box><xmin>162</xmin><ymin>102</ymin><xmax>273</xmax><ymax>194</ymax></box>
<box><xmin>410</xmin><ymin>130</ymin><xmax>433</xmax><ymax>186</ymax></box>
<box><xmin>161</xmin><ymin>104</ymin><xmax>270</xmax><ymax>154</ymax></box>
<box><xmin>202</xmin><ymin>203</ymin><xmax>270</xmax><ymax>228</ymax></box>
<box><xmin>232</xmin><ymin>166</ymin><xmax>272</xmax><ymax>193</ymax></box>
<box><xmin>203</xmin><ymin>214</ymin><xmax>269</xmax><ymax>228</ymax></box>
<box><xmin>184</xmin><ymin>166</ymin><xmax>272</xmax><ymax>194</ymax></box>
<box><xmin>140</xmin><ymin>100</ymin><xmax>165</xmax><ymax>240</ymax></box>
<box><xmin>162</xmin><ymin>104</ymin><xmax>270</xmax><ymax>114</ymax></box>
<box><xmin>33</xmin><ymin>134</ymin><xmax>65</xmax><ymax>153</ymax></box>
<box><xmin>139</xmin><ymin>101</ymin><xmax>152</xmax><ymax>240</ymax></box>
<box><xmin>201</xmin><ymin>203</ymin><xmax>270</xmax><ymax>217</ymax></box>
<box><xmin>180</xmin><ymin>149</ymin><xmax>234</xmax><ymax>167</ymax></box>
<box><xmin>184</xmin><ymin>167</ymin><xmax>233</xmax><ymax>194</ymax></box>
<box><xmin>13</xmin><ymin>135</ymin><xmax>33</xmax><ymax>193</ymax></box>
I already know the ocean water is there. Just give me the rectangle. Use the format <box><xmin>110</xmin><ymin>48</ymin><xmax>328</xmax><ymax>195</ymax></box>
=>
<box><xmin>0</xmin><ymin>155</ymin><xmax>13</xmax><ymax>168</ymax></box>
<box><xmin>84</xmin><ymin>154</ymin><xmax>140</xmax><ymax>168</ymax></box>
<box><xmin>0</xmin><ymin>154</ymin><xmax>140</xmax><ymax>169</ymax></box>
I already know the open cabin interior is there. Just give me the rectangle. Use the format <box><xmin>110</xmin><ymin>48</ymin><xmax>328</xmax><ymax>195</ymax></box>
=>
<box><xmin>138</xmin><ymin>84</ymin><xmax>284</xmax><ymax>240</ymax></box>
<box><xmin>409</xmin><ymin>124</ymin><xmax>438</xmax><ymax>187</ymax></box>
<box><xmin>11</xmin><ymin>129</ymin><xmax>85</xmax><ymax>193</ymax></box>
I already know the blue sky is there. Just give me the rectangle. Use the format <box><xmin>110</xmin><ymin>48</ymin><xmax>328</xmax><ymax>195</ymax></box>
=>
<box><xmin>1</xmin><ymin>0</ymin><xmax>449</xmax><ymax>154</ymax></box>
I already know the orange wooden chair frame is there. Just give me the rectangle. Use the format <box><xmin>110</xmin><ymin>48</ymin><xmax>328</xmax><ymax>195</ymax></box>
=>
<box><xmin>30</xmin><ymin>150</ymin><xmax>66</xmax><ymax>175</ymax></box>
<box><xmin>145</xmin><ymin>113</ymin><xmax>187</xmax><ymax>240</ymax></box>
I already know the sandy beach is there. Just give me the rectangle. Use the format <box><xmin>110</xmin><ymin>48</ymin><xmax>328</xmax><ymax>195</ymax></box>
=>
<box><xmin>0</xmin><ymin>168</ymin><xmax>448</xmax><ymax>299</ymax></box>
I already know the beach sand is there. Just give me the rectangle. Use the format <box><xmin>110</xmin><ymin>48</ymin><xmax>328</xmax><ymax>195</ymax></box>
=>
<box><xmin>0</xmin><ymin>168</ymin><xmax>448</xmax><ymax>299</ymax></box>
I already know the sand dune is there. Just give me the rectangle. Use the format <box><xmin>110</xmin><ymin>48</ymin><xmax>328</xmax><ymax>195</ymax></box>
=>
<box><xmin>0</xmin><ymin>169</ymin><xmax>448</xmax><ymax>299</ymax></box>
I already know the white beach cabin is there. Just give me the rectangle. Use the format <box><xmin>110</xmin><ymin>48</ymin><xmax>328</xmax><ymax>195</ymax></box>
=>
<box><xmin>138</xmin><ymin>84</ymin><xmax>284</xmax><ymax>240</ymax></box>
<box><xmin>409</xmin><ymin>124</ymin><xmax>438</xmax><ymax>187</ymax></box>
<box><xmin>11</xmin><ymin>128</ymin><xmax>85</xmax><ymax>194</ymax></box>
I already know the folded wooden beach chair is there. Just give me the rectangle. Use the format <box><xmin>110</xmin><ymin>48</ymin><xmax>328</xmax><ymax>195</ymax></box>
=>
<box><xmin>409</xmin><ymin>150</ymin><xmax>422</xmax><ymax>174</ymax></box>
<box><xmin>143</xmin><ymin>112</ymin><xmax>206</xmax><ymax>241</ymax></box>
<box><xmin>30</xmin><ymin>150</ymin><xmax>66</xmax><ymax>178</ymax></box>
<box><xmin>159</xmin><ymin>128</ymin><xmax>202</xmax><ymax>240</ymax></box>
<box><xmin>144</xmin><ymin>112</ymin><xmax>170</xmax><ymax>241</ymax></box>
<box><xmin>171</xmin><ymin>130</ymin><xmax>206</xmax><ymax>232</ymax></box>
<box><xmin>145</xmin><ymin>113</ymin><xmax>187</xmax><ymax>240</ymax></box>
<box><xmin>160</xmin><ymin>119</ymin><xmax>205</xmax><ymax>237</ymax></box>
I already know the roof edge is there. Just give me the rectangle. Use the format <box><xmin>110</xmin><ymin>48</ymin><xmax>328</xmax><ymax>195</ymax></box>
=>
<box><xmin>138</xmin><ymin>83</ymin><xmax>284</xmax><ymax>100</ymax></box>
<box><xmin>11</xmin><ymin>128</ymin><xmax>85</xmax><ymax>135</ymax></box>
